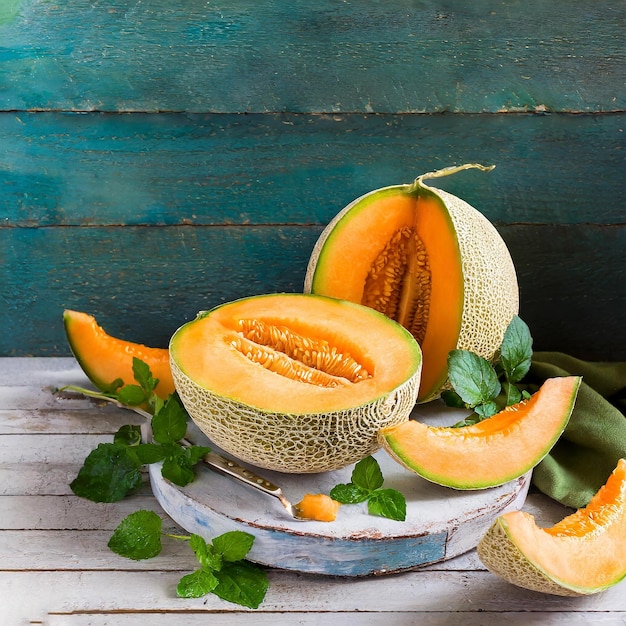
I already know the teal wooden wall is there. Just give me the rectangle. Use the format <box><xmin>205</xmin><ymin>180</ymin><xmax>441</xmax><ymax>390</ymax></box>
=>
<box><xmin>1</xmin><ymin>0</ymin><xmax>624</xmax><ymax>359</ymax></box>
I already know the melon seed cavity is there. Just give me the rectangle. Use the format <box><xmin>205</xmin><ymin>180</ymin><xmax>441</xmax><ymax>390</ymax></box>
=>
<box><xmin>230</xmin><ymin>319</ymin><xmax>372</xmax><ymax>387</ymax></box>
<box><xmin>362</xmin><ymin>226</ymin><xmax>431</xmax><ymax>345</ymax></box>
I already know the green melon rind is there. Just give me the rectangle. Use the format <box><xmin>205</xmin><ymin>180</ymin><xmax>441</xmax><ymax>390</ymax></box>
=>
<box><xmin>170</xmin><ymin>356</ymin><xmax>421</xmax><ymax>473</ymax></box>
<box><xmin>379</xmin><ymin>376</ymin><xmax>581</xmax><ymax>490</ymax></box>
<box><xmin>477</xmin><ymin>516</ymin><xmax>617</xmax><ymax>596</ymax></box>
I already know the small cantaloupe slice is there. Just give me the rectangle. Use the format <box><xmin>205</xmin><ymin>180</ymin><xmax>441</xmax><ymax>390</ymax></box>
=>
<box><xmin>378</xmin><ymin>376</ymin><xmax>581</xmax><ymax>489</ymax></box>
<box><xmin>169</xmin><ymin>293</ymin><xmax>422</xmax><ymax>473</ymax></box>
<box><xmin>304</xmin><ymin>163</ymin><xmax>519</xmax><ymax>403</ymax></box>
<box><xmin>63</xmin><ymin>310</ymin><xmax>175</xmax><ymax>399</ymax></box>
<box><xmin>478</xmin><ymin>458</ymin><xmax>626</xmax><ymax>596</ymax></box>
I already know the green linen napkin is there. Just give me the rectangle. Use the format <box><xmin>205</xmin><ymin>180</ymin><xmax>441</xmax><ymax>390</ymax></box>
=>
<box><xmin>525</xmin><ymin>352</ymin><xmax>626</xmax><ymax>510</ymax></box>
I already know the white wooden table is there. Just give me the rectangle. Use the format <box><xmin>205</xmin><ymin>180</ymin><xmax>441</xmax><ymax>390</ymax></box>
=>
<box><xmin>2</xmin><ymin>357</ymin><xmax>625</xmax><ymax>625</ymax></box>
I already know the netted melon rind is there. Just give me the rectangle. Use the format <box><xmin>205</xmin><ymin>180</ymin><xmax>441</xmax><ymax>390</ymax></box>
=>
<box><xmin>171</xmin><ymin>356</ymin><xmax>420</xmax><ymax>474</ymax></box>
<box><xmin>432</xmin><ymin>187</ymin><xmax>519</xmax><ymax>362</ymax></box>
<box><xmin>477</xmin><ymin>518</ymin><xmax>588</xmax><ymax>597</ymax></box>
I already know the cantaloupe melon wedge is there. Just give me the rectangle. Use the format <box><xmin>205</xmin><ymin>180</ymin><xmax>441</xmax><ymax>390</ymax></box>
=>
<box><xmin>478</xmin><ymin>458</ymin><xmax>626</xmax><ymax>596</ymax></box>
<box><xmin>169</xmin><ymin>293</ymin><xmax>422</xmax><ymax>473</ymax></box>
<box><xmin>63</xmin><ymin>309</ymin><xmax>175</xmax><ymax>399</ymax></box>
<box><xmin>304</xmin><ymin>164</ymin><xmax>519</xmax><ymax>402</ymax></box>
<box><xmin>378</xmin><ymin>376</ymin><xmax>581</xmax><ymax>489</ymax></box>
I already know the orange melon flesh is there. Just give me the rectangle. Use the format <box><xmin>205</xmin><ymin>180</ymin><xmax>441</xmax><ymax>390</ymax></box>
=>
<box><xmin>478</xmin><ymin>458</ymin><xmax>626</xmax><ymax>595</ymax></box>
<box><xmin>307</xmin><ymin>187</ymin><xmax>463</xmax><ymax>403</ymax></box>
<box><xmin>379</xmin><ymin>376</ymin><xmax>581</xmax><ymax>489</ymax></box>
<box><xmin>63</xmin><ymin>310</ymin><xmax>175</xmax><ymax>400</ymax></box>
<box><xmin>294</xmin><ymin>494</ymin><xmax>341</xmax><ymax>522</ymax></box>
<box><xmin>170</xmin><ymin>293</ymin><xmax>422</xmax><ymax>415</ymax></box>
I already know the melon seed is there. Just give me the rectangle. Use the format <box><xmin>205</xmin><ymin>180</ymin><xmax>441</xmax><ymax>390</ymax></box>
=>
<box><xmin>231</xmin><ymin>319</ymin><xmax>372</xmax><ymax>387</ymax></box>
<box><xmin>362</xmin><ymin>227</ymin><xmax>431</xmax><ymax>345</ymax></box>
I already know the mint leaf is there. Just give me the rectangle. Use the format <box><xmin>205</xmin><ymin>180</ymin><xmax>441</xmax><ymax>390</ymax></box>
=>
<box><xmin>329</xmin><ymin>482</ymin><xmax>370</xmax><ymax>504</ymax></box>
<box><xmin>368</xmin><ymin>488</ymin><xmax>407</xmax><ymax>521</ymax></box>
<box><xmin>189</xmin><ymin>534</ymin><xmax>223</xmax><ymax>571</ymax></box>
<box><xmin>177</xmin><ymin>568</ymin><xmax>219</xmax><ymax>598</ymax></box>
<box><xmin>117</xmin><ymin>384</ymin><xmax>148</xmax><ymax>406</ymax></box>
<box><xmin>440</xmin><ymin>389</ymin><xmax>467</xmax><ymax>409</ymax></box>
<box><xmin>447</xmin><ymin>350</ymin><xmax>501</xmax><ymax>407</ymax></box>
<box><xmin>474</xmin><ymin>400</ymin><xmax>498</xmax><ymax>418</ymax></box>
<box><xmin>107</xmin><ymin>512</ymin><xmax>269</xmax><ymax>608</ymax></box>
<box><xmin>151</xmin><ymin>395</ymin><xmax>188</xmax><ymax>444</ymax></box>
<box><xmin>502</xmin><ymin>381</ymin><xmax>523</xmax><ymax>407</ymax></box>
<box><xmin>500</xmin><ymin>315</ymin><xmax>533</xmax><ymax>383</ymax></box>
<box><xmin>182</xmin><ymin>444</ymin><xmax>212</xmax><ymax>467</ymax></box>
<box><xmin>113</xmin><ymin>424</ymin><xmax>142</xmax><ymax>446</ymax></box>
<box><xmin>213</xmin><ymin>561</ymin><xmax>269</xmax><ymax>609</ymax></box>
<box><xmin>132</xmin><ymin>357</ymin><xmax>159</xmax><ymax>396</ymax></box>
<box><xmin>158</xmin><ymin>443</ymin><xmax>211</xmax><ymax>487</ymax></box>
<box><xmin>213</xmin><ymin>531</ymin><xmax>255</xmax><ymax>562</ymax></box>
<box><xmin>70</xmin><ymin>443</ymin><xmax>143</xmax><ymax>502</ymax></box>
<box><xmin>134</xmin><ymin>442</ymin><xmax>168</xmax><ymax>465</ymax></box>
<box><xmin>351</xmin><ymin>455</ymin><xmax>384</xmax><ymax>491</ymax></box>
<box><xmin>108</xmin><ymin>510</ymin><xmax>163</xmax><ymax>560</ymax></box>
<box><xmin>161</xmin><ymin>453</ymin><xmax>196</xmax><ymax>486</ymax></box>
<box><xmin>329</xmin><ymin>456</ymin><xmax>406</xmax><ymax>520</ymax></box>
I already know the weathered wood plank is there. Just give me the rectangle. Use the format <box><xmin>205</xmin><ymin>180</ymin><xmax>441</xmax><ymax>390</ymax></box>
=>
<box><xmin>2</xmin><ymin>223</ymin><xmax>625</xmax><ymax>359</ymax></box>
<box><xmin>501</xmin><ymin>224</ymin><xmax>626</xmax><ymax>361</ymax></box>
<box><xmin>40</xmin><ymin>613</ymin><xmax>626</xmax><ymax>626</ymax></box>
<box><xmin>0</xmin><ymin>408</ymin><xmax>144</xmax><ymax>435</ymax></box>
<box><xmin>2</xmin><ymin>111</ymin><xmax>624</xmax><ymax>226</ymax></box>
<box><xmin>1</xmin><ymin>0</ymin><xmax>622</xmax><ymax>113</ymax></box>
<box><xmin>2</xmin><ymin>569</ymin><xmax>626</xmax><ymax>625</ymax></box>
<box><xmin>0</xmin><ymin>494</ymin><xmax>163</xmax><ymax>530</ymax></box>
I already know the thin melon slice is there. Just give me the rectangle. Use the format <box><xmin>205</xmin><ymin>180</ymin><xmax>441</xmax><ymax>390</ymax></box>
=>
<box><xmin>304</xmin><ymin>164</ymin><xmax>519</xmax><ymax>402</ymax></box>
<box><xmin>478</xmin><ymin>458</ymin><xmax>626</xmax><ymax>596</ymax></box>
<box><xmin>63</xmin><ymin>309</ymin><xmax>175</xmax><ymax>399</ymax></box>
<box><xmin>378</xmin><ymin>376</ymin><xmax>581</xmax><ymax>489</ymax></box>
<box><xmin>169</xmin><ymin>293</ymin><xmax>422</xmax><ymax>473</ymax></box>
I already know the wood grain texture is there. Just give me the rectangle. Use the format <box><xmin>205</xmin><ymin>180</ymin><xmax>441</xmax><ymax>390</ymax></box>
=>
<box><xmin>2</xmin><ymin>223</ymin><xmax>625</xmax><ymax>359</ymax></box>
<box><xmin>1</xmin><ymin>0</ymin><xmax>623</xmax><ymax>114</ymax></box>
<box><xmin>2</xmin><ymin>111</ymin><xmax>624</xmax><ymax>226</ymax></box>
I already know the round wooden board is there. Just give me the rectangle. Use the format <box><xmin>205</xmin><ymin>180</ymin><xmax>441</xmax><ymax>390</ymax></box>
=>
<box><xmin>150</xmin><ymin>401</ymin><xmax>531</xmax><ymax>577</ymax></box>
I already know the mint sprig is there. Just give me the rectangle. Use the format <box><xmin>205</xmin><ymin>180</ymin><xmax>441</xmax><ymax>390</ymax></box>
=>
<box><xmin>330</xmin><ymin>456</ymin><xmax>406</xmax><ymax>521</ymax></box>
<box><xmin>62</xmin><ymin>358</ymin><xmax>210</xmax><ymax>502</ymax></box>
<box><xmin>441</xmin><ymin>315</ymin><xmax>533</xmax><ymax>426</ymax></box>
<box><xmin>108</xmin><ymin>510</ymin><xmax>269</xmax><ymax>608</ymax></box>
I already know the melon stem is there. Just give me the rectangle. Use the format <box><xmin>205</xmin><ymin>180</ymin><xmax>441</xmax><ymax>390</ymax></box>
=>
<box><xmin>408</xmin><ymin>163</ymin><xmax>495</xmax><ymax>193</ymax></box>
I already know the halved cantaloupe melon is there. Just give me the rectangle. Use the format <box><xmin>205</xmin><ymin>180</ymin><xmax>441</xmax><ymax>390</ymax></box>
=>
<box><xmin>478</xmin><ymin>458</ymin><xmax>626</xmax><ymax>596</ymax></box>
<box><xmin>169</xmin><ymin>293</ymin><xmax>422</xmax><ymax>473</ymax></box>
<box><xmin>63</xmin><ymin>310</ymin><xmax>175</xmax><ymax>399</ymax></box>
<box><xmin>378</xmin><ymin>376</ymin><xmax>581</xmax><ymax>489</ymax></box>
<box><xmin>304</xmin><ymin>164</ymin><xmax>519</xmax><ymax>402</ymax></box>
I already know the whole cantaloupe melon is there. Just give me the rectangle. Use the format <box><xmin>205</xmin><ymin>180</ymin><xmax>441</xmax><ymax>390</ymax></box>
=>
<box><xmin>169</xmin><ymin>293</ymin><xmax>422</xmax><ymax>473</ymax></box>
<box><xmin>304</xmin><ymin>164</ymin><xmax>519</xmax><ymax>402</ymax></box>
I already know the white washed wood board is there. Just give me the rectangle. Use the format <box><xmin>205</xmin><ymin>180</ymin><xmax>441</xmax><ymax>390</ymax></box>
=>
<box><xmin>150</xmin><ymin>414</ymin><xmax>531</xmax><ymax>576</ymax></box>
